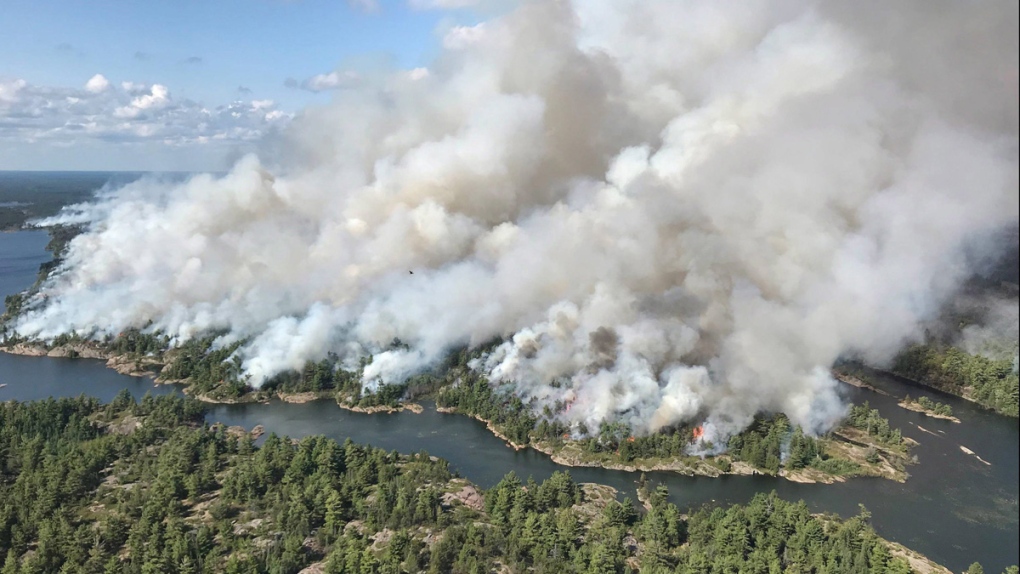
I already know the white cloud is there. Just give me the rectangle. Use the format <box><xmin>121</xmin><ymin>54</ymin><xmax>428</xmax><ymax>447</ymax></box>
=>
<box><xmin>0</xmin><ymin>77</ymin><xmax>292</xmax><ymax>151</ymax></box>
<box><xmin>114</xmin><ymin>84</ymin><xmax>170</xmax><ymax>118</ymax></box>
<box><xmin>289</xmin><ymin>70</ymin><xmax>361</xmax><ymax>92</ymax></box>
<box><xmin>408</xmin><ymin>67</ymin><xmax>430</xmax><ymax>81</ymax></box>
<box><xmin>442</xmin><ymin>23</ymin><xmax>487</xmax><ymax>49</ymax></box>
<box><xmin>0</xmin><ymin>78</ymin><xmax>27</xmax><ymax>102</ymax></box>
<box><xmin>84</xmin><ymin>74</ymin><xmax>110</xmax><ymax>94</ymax></box>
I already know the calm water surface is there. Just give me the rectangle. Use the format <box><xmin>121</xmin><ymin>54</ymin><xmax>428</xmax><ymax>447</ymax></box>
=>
<box><xmin>0</xmin><ymin>229</ymin><xmax>48</xmax><ymax>313</ymax></box>
<box><xmin>0</xmin><ymin>230</ymin><xmax>1016</xmax><ymax>572</ymax></box>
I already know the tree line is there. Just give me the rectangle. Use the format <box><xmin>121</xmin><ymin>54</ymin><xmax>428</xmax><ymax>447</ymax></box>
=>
<box><xmin>893</xmin><ymin>345</ymin><xmax>1018</xmax><ymax>417</ymax></box>
<box><xmin>3</xmin><ymin>393</ymin><xmax>998</xmax><ymax>574</ymax></box>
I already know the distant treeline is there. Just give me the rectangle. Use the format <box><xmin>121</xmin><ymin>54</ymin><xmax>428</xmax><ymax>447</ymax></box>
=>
<box><xmin>892</xmin><ymin>345</ymin><xmax>1019</xmax><ymax>417</ymax></box>
<box><xmin>0</xmin><ymin>171</ymin><xmax>181</xmax><ymax>231</ymax></box>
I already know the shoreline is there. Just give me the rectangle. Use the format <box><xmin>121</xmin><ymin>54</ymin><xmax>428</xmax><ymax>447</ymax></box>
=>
<box><xmin>2</xmin><ymin>342</ymin><xmax>160</xmax><ymax>378</ymax></box>
<box><xmin>832</xmin><ymin>369</ymin><xmax>890</xmax><ymax>396</ymax></box>
<box><xmin>3</xmin><ymin>342</ymin><xmax>909</xmax><ymax>483</ymax></box>
<box><xmin>897</xmin><ymin>399</ymin><xmax>961</xmax><ymax>423</ymax></box>
<box><xmin>866</xmin><ymin>367</ymin><xmax>1000</xmax><ymax>415</ymax></box>
<box><xmin>435</xmin><ymin>407</ymin><xmax>528</xmax><ymax>450</ymax></box>
<box><xmin>338</xmin><ymin>400</ymin><xmax>424</xmax><ymax>414</ymax></box>
<box><xmin>1</xmin><ymin>342</ymin><xmax>424</xmax><ymax>412</ymax></box>
<box><xmin>844</xmin><ymin>362</ymin><xmax>1015</xmax><ymax>419</ymax></box>
<box><xmin>434</xmin><ymin>407</ymin><xmax>903</xmax><ymax>484</ymax></box>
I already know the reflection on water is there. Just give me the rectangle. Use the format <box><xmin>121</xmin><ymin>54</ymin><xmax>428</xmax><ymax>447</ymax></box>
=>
<box><xmin>0</xmin><ymin>229</ymin><xmax>49</xmax><ymax>313</ymax></box>
<box><xmin>0</xmin><ymin>230</ymin><xmax>1016</xmax><ymax>573</ymax></box>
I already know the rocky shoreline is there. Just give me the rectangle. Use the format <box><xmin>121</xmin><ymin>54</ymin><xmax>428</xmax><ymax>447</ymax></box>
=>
<box><xmin>1</xmin><ymin>342</ymin><xmax>424</xmax><ymax>412</ymax></box>
<box><xmin>2</xmin><ymin>342</ymin><xmax>160</xmax><ymax>377</ymax></box>
<box><xmin>530</xmin><ymin>440</ymin><xmax>850</xmax><ymax>484</ymax></box>
<box><xmin>832</xmin><ymin>369</ymin><xmax>890</xmax><ymax>395</ymax></box>
<box><xmin>3</xmin><ymin>341</ymin><xmax>908</xmax><ymax>484</ymax></box>
<box><xmin>435</xmin><ymin>408</ymin><xmax>875</xmax><ymax>484</ymax></box>
<box><xmin>897</xmin><ymin>399</ymin><xmax>961</xmax><ymax>423</ymax></box>
<box><xmin>435</xmin><ymin>407</ymin><xmax>527</xmax><ymax>449</ymax></box>
<box><xmin>338</xmin><ymin>401</ymin><xmax>424</xmax><ymax>414</ymax></box>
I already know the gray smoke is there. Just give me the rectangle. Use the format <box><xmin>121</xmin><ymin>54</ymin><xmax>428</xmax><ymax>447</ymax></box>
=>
<box><xmin>15</xmin><ymin>0</ymin><xmax>1019</xmax><ymax>439</ymax></box>
<box><xmin>952</xmin><ymin>292</ymin><xmax>1020</xmax><ymax>360</ymax></box>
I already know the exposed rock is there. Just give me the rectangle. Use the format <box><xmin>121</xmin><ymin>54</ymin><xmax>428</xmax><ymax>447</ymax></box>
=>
<box><xmin>233</xmin><ymin>518</ymin><xmax>265</xmax><ymax>535</ymax></box>
<box><xmin>832</xmin><ymin>370</ymin><xmax>890</xmax><ymax>396</ymax></box>
<box><xmin>339</xmin><ymin>401</ymin><xmax>425</xmax><ymax>414</ymax></box>
<box><xmin>303</xmin><ymin>536</ymin><xmax>326</xmax><ymax>554</ymax></box>
<box><xmin>298</xmin><ymin>561</ymin><xmax>327</xmax><ymax>574</ymax></box>
<box><xmin>1</xmin><ymin>343</ymin><xmax>48</xmax><ymax>356</ymax></box>
<box><xmin>897</xmin><ymin>399</ymin><xmax>961</xmax><ymax>423</ymax></box>
<box><xmin>277</xmin><ymin>391</ymin><xmax>327</xmax><ymax>404</ymax></box>
<box><xmin>442</xmin><ymin>484</ymin><xmax>484</xmax><ymax>511</ymax></box>
<box><xmin>370</xmin><ymin>528</ymin><xmax>394</xmax><ymax>551</ymax></box>
<box><xmin>109</xmin><ymin>416</ymin><xmax>143</xmax><ymax>435</ymax></box>
<box><xmin>888</xmin><ymin>542</ymin><xmax>952</xmax><ymax>574</ymax></box>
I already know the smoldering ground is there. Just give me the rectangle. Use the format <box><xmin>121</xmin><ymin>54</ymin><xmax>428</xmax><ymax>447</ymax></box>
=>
<box><xmin>14</xmin><ymin>0</ymin><xmax>1019</xmax><ymax>439</ymax></box>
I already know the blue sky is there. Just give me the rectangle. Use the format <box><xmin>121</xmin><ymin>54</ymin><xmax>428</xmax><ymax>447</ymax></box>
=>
<box><xmin>0</xmin><ymin>0</ymin><xmax>486</xmax><ymax>171</ymax></box>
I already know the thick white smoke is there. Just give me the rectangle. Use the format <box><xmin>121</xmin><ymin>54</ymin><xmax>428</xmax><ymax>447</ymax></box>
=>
<box><xmin>15</xmin><ymin>0</ymin><xmax>1019</xmax><ymax>438</ymax></box>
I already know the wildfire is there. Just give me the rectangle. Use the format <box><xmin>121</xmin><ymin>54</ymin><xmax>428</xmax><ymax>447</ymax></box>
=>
<box><xmin>692</xmin><ymin>425</ymin><xmax>705</xmax><ymax>440</ymax></box>
<box><xmin>627</xmin><ymin>436</ymin><xmax>635</xmax><ymax>443</ymax></box>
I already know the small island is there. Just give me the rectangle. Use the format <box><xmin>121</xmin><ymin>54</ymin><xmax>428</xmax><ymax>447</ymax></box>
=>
<box><xmin>899</xmin><ymin>394</ymin><xmax>960</xmax><ymax>423</ymax></box>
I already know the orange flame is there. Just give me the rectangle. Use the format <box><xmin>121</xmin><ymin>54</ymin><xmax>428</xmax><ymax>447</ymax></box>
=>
<box><xmin>692</xmin><ymin>426</ymin><xmax>705</xmax><ymax>440</ymax></box>
<box><xmin>627</xmin><ymin>436</ymin><xmax>635</xmax><ymax>443</ymax></box>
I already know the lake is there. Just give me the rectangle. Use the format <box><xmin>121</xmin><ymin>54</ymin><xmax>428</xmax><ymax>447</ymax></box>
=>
<box><xmin>0</xmin><ymin>229</ymin><xmax>1016</xmax><ymax>572</ymax></box>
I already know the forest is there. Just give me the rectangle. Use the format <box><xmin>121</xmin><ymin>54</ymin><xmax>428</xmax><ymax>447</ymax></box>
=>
<box><xmin>892</xmin><ymin>345</ymin><xmax>1019</xmax><ymax>417</ymax></box>
<box><xmin>0</xmin><ymin>319</ymin><xmax>915</xmax><ymax>483</ymax></box>
<box><xmin>436</xmin><ymin>371</ymin><xmax>911</xmax><ymax>481</ymax></box>
<box><xmin>2</xmin><ymin>393</ymin><xmax>1001</xmax><ymax>574</ymax></box>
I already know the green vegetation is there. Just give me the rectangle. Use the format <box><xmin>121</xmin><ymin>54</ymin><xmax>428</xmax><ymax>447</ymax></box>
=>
<box><xmin>437</xmin><ymin>371</ymin><xmax>910</xmax><ymax>481</ymax></box>
<box><xmin>844</xmin><ymin>403</ymin><xmax>904</xmax><ymax>447</ymax></box>
<box><xmin>160</xmin><ymin>335</ymin><xmax>249</xmax><ymax>398</ymax></box>
<box><xmin>0</xmin><ymin>394</ymin><xmax>963</xmax><ymax>573</ymax></box>
<box><xmin>1</xmin><ymin>313</ymin><xmax>913</xmax><ymax>483</ymax></box>
<box><xmin>436</xmin><ymin>370</ymin><xmax>538</xmax><ymax>445</ymax></box>
<box><xmin>902</xmin><ymin>395</ymin><xmax>954</xmax><ymax>418</ymax></box>
<box><xmin>892</xmin><ymin>345</ymin><xmax>1018</xmax><ymax>417</ymax></box>
<box><xmin>727</xmin><ymin>416</ymin><xmax>795</xmax><ymax>474</ymax></box>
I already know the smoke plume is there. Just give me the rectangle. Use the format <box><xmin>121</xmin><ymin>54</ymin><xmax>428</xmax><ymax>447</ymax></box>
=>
<box><xmin>15</xmin><ymin>0</ymin><xmax>1019</xmax><ymax>438</ymax></box>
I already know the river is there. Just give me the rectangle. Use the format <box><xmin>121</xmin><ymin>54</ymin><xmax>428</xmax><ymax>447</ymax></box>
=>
<box><xmin>0</xmin><ymin>230</ymin><xmax>1016</xmax><ymax>572</ymax></box>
